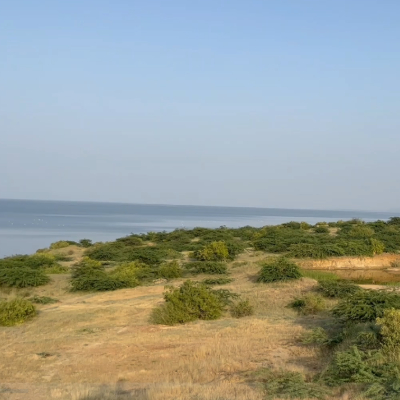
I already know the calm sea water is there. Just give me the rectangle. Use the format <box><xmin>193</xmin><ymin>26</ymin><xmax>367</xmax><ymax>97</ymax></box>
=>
<box><xmin>1</xmin><ymin>199</ymin><xmax>399</xmax><ymax>257</ymax></box>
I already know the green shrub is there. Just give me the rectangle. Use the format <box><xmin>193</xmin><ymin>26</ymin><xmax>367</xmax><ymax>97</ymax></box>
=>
<box><xmin>202</xmin><ymin>277</ymin><xmax>234</xmax><ymax>285</ymax></box>
<box><xmin>0</xmin><ymin>268</ymin><xmax>50</xmax><ymax>288</ymax></box>
<box><xmin>321</xmin><ymin>345</ymin><xmax>400</xmax><ymax>399</ymax></box>
<box><xmin>70</xmin><ymin>273</ymin><xmax>131</xmax><ymax>292</ymax></box>
<box><xmin>194</xmin><ymin>241</ymin><xmax>229</xmax><ymax>261</ymax></box>
<box><xmin>86</xmin><ymin>243</ymin><xmax>168</xmax><ymax>265</ymax></box>
<box><xmin>317</xmin><ymin>280</ymin><xmax>361</xmax><ymax>298</ymax></box>
<box><xmin>0</xmin><ymin>298</ymin><xmax>37</xmax><ymax>326</ymax></box>
<box><xmin>315</xmin><ymin>226</ymin><xmax>329</xmax><ymax>234</ymax></box>
<box><xmin>184</xmin><ymin>261</ymin><xmax>228</xmax><ymax>275</ymax></box>
<box><xmin>108</xmin><ymin>262</ymin><xmax>141</xmax><ymax>287</ymax></box>
<box><xmin>0</xmin><ymin>254</ymin><xmax>60</xmax><ymax>270</ymax></box>
<box><xmin>70</xmin><ymin>258</ymin><xmax>137</xmax><ymax>292</ymax></box>
<box><xmin>289</xmin><ymin>243</ymin><xmax>344</xmax><ymax>259</ymax></box>
<box><xmin>212</xmin><ymin>288</ymin><xmax>240</xmax><ymax>305</ymax></box>
<box><xmin>251</xmin><ymin>368</ymin><xmax>328</xmax><ymax>399</ymax></box>
<box><xmin>79</xmin><ymin>239</ymin><xmax>93</xmax><ymax>248</ymax></box>
<box><xmin>289</xmin><ymin>294</ymin><xmax>326</xmax><ymax>315</ymax></box>
<box><xmin>50</xmin><ymin>241</ymin><xmax>70</xmax><ymax>249</ymax></box>
<box><xmin>258</xmin><ymin>257</ymin><xmax>302</xmax><ymax>283</ymax></box>
<box><xmin>71</xmin><ymin>257</ymin><xmax>105</xmax><ymax>278</ymax></box>
<box><xmin>158</xmin><ymin>261</ymin><xmax>182</xmax><ymax>279</ymax></box>
<box><xmin>230</xmin><ymin>299</ymin><xmax>254</xmax><ymax>318</ymax></box>
<box><xmin>377</xmin><ymin>309</ymin><xmax>400</xmax><ymax>353</ymax></box>
<box><xmin>301</xmin><ymin>327</ymin><xmax>329</xmax><ymax>345</ymax></box>
<box><xmin>150</xmin><ymin>280</ymin><xmax>226</xmax><ymax>325</ymax></box>
<box><xmin>333</xmin><ymin>290</ymin><xmax>400</xmax><ymax>323</ymax></box>
<box><xmin>28</xmin><ymin>296</ymin><xmax>59</xmax><ymax>304</ymax></box>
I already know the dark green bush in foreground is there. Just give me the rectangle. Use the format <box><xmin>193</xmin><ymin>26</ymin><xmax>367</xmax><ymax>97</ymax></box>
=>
<box><xmin>258</xmin><ymin>257</ymin><xmax>302</xmax><ymax>283</ymax></box>
<box><xmin>150</xmin><ymin>280</ymin><xmax>227</xmax><ymax>325</ymax></box>
<box><xmin>317</xmin><ymin>280</ymin><xmax>361</xmax><ymax>298</ymax></box>
<box><xmin>0</xmin><ymin>268</ymin><xmax>50</xmax><ymax>288</ymax></box>
<box><xmin>333</xmin><ymin>290</ymin><xmax>400</xmax><ymax>323</ymax></box>
<box><xmin>0</xmin><ymin>298</ymin><xmax>37</xmax><ymax>326</ymax></box>
<box><xmin>184</xmin><ymin>261</ymin><xmax>228</xmax><ymax>275</ymax></box>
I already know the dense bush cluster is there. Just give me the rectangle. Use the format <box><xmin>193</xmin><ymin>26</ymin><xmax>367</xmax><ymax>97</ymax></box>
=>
<box><xmin>258</xmin><ymin>257</ymin><xmax>302</xmax><ymax>283</ymax></box>
<box><xmin>0</xmin><ymin>254</ymin><xmax>61</xmax><ymax>288</ymax></box>
<box><xmin>0</xmin><ymin>298</ymin><xmax>37</xmax><ymax>326</ymax></box>
<box><xmin>317</xmin><ymin>280</ymin><xmax>361</xmax><ymax>298</ymax></box>
<box><xmin>252</xmin><ymin>218</ymin><xmax>400</xmax><ymax>258</ymax></box>
<box><xmin>332</xmin><ymin>290</ymin><xmax>400</xmax><ymax>322</ymax></box>
<box><xmin>184</xmin><ymin>261</ymin><xmax>228</xmax><ymax>275</ymax></box>
<box><xmin>150</xmin><ymin>281</ymin><xmax>228</xmax><ymax>325</ymax></box>
<box><xmin>70</xmin><ymin>258</ymin><xmax>141</xmax><ymax>292</ymax></box>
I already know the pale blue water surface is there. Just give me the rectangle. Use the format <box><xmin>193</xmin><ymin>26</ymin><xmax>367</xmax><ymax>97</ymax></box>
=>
<box><xmin>1</xmin><ymin>199</ymin><xmax>399</xmax><ymax>257</ymax></box>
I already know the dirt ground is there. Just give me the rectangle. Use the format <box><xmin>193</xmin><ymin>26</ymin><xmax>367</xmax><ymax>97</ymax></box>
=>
<box><xmin>0</xmin><ymin>249</ymin><xmax>332</xmax><ymax>400</ymax></box>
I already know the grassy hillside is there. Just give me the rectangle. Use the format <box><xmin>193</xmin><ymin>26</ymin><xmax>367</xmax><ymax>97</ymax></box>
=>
<box><xmin>1</xmin><ymin>218</ymin><xmax>400</xmax><ymax>399</ymax></box>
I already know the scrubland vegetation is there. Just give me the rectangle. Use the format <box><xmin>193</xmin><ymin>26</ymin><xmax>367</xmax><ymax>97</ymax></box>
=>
<box><xmin>2</xmin><ymin>218</ymin><xmax>400</xmax><ymax>399</ymax></box>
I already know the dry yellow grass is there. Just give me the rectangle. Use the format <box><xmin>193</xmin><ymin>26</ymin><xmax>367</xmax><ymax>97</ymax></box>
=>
<box><xmin>1</xmin><ymin>250</ymin><xmax>337</xmax><ymax>400</ymax></box>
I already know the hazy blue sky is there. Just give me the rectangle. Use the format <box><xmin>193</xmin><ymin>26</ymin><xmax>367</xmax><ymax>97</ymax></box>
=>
<box><xmin>1</xmin><ymin>1</ymin><xmax>399</xmax><ymax>210</ymax></box>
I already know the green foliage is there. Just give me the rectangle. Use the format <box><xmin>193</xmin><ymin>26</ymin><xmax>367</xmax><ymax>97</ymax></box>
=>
<box><xmin>0</xmin><ymin>253</ymin><xmax>60</xmax><ymax>270</ymax></box>
<box><xmin>150</xmin><ymin>280</ymin><xmax>226</xmax><ymax>325</ymax></box>
<box><xmin>70</xmin><ymin>273</ymin><xmax>131</xmax><ymax>292</ymax></box>
<box><xmin>86</xmin><ymin>243</ymin><xmax>169</xmax><ymax>265</ymax></box>
<box><xmin>79</xmin><ymin>239</ymin><xmax>93</xmax><ymax>248</ymax></box>
<box><xmin>322</xmin><ymin>346</ymin><xmax>400</xmax><ymax>399</ymax></box>
<box><xmin>184</xmin><ymin>261</ymin><xmax>228</xmax><ymax>275</ymax></box>
<box><xmin>230</xmin><ymin>299</ymin><xmax>254</xmax><ymax>318</ymax></box>
<box><xmin>202</xmin><ymin>277</ymin><xmax>234</xmax><ymax>285</ymax></box>
<box><xmin>347</xmin><ymin>225</ymin><xmax>375</xmax><ymax>239</ymax></box>
<box><xmin>157</xmin><ymin>261</ymin><xmax>182</xmax><ymax>279</ymax></box>
<box><xmin>50</xmin><ymin>241</ymin><xmax>70</xmax><ymax>249</ymax></box>
<box><xmin>377</xmin><ymin>309</ymin><xmax>400</xmax><ymax>353</ymax></box>
<box><xmin>194</xmin><ymin>241</ymin><xmax>229</xmax><ymax>261</ymax></box>
<box><xmin>28</xmin><ymin>295</ymin><xmax>59</xmax><ymax>304</ymax></box>
<box><xmin>317</xmin><ymin>280</ymin><xmax>361</xmax><ymax>298</ymax></box>
<box><xmin>289</xmin><ymin>294</ymin><xmax>326</xmax><ymax>315</ymax></box>
<box><xmin>315</xmin><ymin>226</ymin><xmax>329</xmax><ymax>234</ymax></box>
<box><xmin>70</xmin><ymin>258</ymin><xmax>138</xmax><ymax>292</ymax></box>
<box><xmin>258</xmin><ymin>257</ymin><xmax>302</xmax><ymax>283</ymax></box>
<box><xmin>0</xmin><ymin>268</ymin><xmax>50</xmax><ymax>288</ymax></box>
<box><xmin>108</xmin><ymin>262</ymin><xmax>142</xmax><ymax>287</ymax></box>
<box><xmin>0</xmin><ymin>298</ymin><xmax>37</xmax><ymax>326</ymax></box>
<box><xmin>251</xmin><ymin>368</ymin><xmax>328</xmax><ymax>399</ymax></box>
<box><xmin>289</xmin><ymin>243</ymin><xmax>344</xmax><ymax>258</ymax></box>
<box><xmin>301</xmin><ymin>327</ymin><xmax>329</xmax><ymax>345</ymax></box>
<box><xmin>333</xmin><ymin>290</ymin><xmax>400</xmax><ymax>323</ymax></box>
<box><xmin>71</xmin><ymin>257</ymin><xmax>105</xmax><ymax>278</ymax></box>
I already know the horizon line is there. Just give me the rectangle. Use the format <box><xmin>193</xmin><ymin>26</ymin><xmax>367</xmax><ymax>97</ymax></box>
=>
<box><xmin>0</xmin><ymin>197</ymin><xmax>399</xmax><ymax>215</ymax></box>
